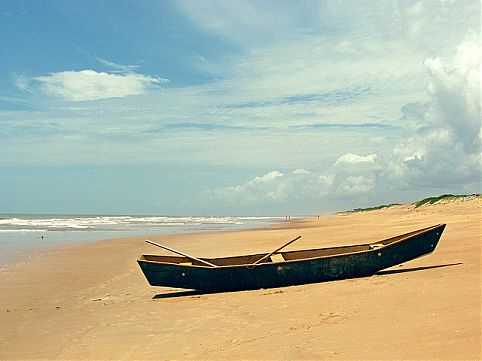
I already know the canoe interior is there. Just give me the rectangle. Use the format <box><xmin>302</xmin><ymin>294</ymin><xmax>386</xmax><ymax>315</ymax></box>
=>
<box><xmin>139</xmin><ymin>224</ymin><xmax>444</xmax><ymax>268</ymax></box>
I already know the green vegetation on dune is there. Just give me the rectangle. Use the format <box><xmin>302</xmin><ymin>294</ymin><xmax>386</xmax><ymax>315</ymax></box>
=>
<box><xmin>345</xmin><ymin>193</ymin><xmax>480</xmax><ymax>213</ymax></box>
<box><xmin>348</xmin><ymin>203</ymin><xmax>401</xmax><ymax>213</ymax></box>
<box><xmin>414</xmin><ymin>194</ymin><xmax>481</xmax><ymax>207</ymax></box>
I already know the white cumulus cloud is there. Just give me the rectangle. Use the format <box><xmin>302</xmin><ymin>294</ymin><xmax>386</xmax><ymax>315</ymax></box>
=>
<box><xmin>337</xmin><ymin>175</ymin><xmax>375</xmax><ymax>195</ymax></box>
<box><xmin>391</xmin><ymin>37</ymin><xmax>481</xmax><ymax>187</ymax></box>
<box><xmin>202</xmin><ymin>36</ymin><xmax>481</xmax><ymax>213</ymax></box>
<box><xmin>206</xmin><ymin>171</ymin><xmax>287</xmax><ymax>205</ymax></box>
<box><xmin>24</xmin><ymin>69</ymin><xmax>167</xmax><ymax>101</ymax></box>
<box><xmin>335</xmin><ymin>153</ymin><xmax>377</xmax><ymax>165</ymax></box>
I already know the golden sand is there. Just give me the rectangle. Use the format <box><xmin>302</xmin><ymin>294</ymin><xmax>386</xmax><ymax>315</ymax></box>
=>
<box><xmin>0</xmin><ymin>199</ymin><xmax>480</xmax><ymax>360</ymax></box>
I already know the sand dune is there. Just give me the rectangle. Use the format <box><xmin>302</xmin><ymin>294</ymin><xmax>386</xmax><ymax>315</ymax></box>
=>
<box><xmin>0</xmin><ymin>198</ymin><xmax>480</xmax><ymax>360</ymax></box>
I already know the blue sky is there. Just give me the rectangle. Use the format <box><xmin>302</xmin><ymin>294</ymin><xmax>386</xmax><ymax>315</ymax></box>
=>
<box><xmin>0</xmin><ymin>0</ymin><xmax>480</xmax><ymax>215</ymax></box>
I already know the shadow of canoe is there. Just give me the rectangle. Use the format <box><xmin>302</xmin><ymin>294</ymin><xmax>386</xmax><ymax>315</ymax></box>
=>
<box><xmin>151</xmin><ymin>262</ymin><xmax>463</xmax><ymax>299</ymax></box>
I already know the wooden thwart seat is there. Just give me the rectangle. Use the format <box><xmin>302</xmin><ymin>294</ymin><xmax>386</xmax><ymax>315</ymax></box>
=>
<box><xmin>270</xmin><ymin>253</ymin><xmax>285</xmax><ymax>262</ymax></box>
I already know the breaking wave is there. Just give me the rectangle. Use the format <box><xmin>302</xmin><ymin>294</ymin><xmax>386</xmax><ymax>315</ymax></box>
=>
<box><xmin>0</xmin><ymin>215</ymin><xmax>281</xmax><ymax>233</ymax></box>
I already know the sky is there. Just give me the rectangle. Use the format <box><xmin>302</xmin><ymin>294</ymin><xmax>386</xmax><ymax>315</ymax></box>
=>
<box><xmin>0</xmin><ymin>0</ymin><xmax>480</xmax><ymax>215</ymax></box>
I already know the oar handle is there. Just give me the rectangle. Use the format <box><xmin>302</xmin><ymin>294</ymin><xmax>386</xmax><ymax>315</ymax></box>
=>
<box><xmin>145</xmin><ymin>240</ymin><xmax>218</xmax><ymax>268</ymax></box>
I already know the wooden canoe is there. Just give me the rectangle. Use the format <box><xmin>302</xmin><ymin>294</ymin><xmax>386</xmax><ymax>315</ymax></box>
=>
<box><xmin>137</xmin><ymin>224</ymin><xmax>446</xmax><ymax>292</ymax></box>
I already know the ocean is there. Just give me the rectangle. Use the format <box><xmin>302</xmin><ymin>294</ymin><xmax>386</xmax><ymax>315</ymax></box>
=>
<box><xmin>0</xmin><ymin>214</ymin><xmax>282</xmax><ymax>267</ymax></box>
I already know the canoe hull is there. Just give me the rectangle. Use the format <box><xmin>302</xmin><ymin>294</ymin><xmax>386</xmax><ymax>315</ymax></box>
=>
<box><xmin>138</xmin><ymin>224</ymin><xmax>445</xmax><ymax>292</ymax></box>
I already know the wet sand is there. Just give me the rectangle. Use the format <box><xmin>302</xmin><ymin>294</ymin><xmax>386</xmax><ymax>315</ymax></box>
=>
<box><xmin>0</xmin><ymin>198</ymin><xmax>480</xmax><ymax>360</ymax></box>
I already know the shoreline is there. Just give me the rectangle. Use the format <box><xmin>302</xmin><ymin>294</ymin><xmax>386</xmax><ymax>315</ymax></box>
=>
<box><xmin>0</xmin><ymin>199</ymin><xmax>480</xmax><ymax>360</ymax></box>
<box><xmin>0</xmin><ymin>215</ymin><xmax>289</xmax><ymax>270</ymax></box>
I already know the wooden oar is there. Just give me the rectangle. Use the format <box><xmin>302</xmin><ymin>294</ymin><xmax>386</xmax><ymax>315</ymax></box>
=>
<box><xmin>145</xmin><ymin>239</ymin><xmax>218</xmax><ymax>268</ymax></box>
<box><xmin>251</xmin><ymin>235</ymin><xmax>302</xmax><ymax>265</ymax></box>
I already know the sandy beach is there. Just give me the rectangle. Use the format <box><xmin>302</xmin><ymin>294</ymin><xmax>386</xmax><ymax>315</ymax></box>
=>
<box><xmin>0</xmin><ymin>198</ymin><xmax>480</xmax><ymax>360</ymax></box>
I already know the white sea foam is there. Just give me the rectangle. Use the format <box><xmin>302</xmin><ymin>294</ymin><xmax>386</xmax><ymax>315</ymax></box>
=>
<box><xmin>0</xmin><ymin>215</ymin><xmax>283</xmax><ymax>268</ymax></box>
<box><xmin>0</xmin><ymin>229</ymin><xmax>48</xmax><ymax>232</ymax></box>
<box><xmin>0</xmin><ymin>215</ymin><xmax>281</xmax><ymax>232</ymax></box>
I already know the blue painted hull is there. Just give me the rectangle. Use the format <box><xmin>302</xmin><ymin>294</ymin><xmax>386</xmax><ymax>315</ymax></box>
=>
<box><xmin>138</xmin><ymin>224</ymin><xmax>445</xmax><ymax>292</ymax></box>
